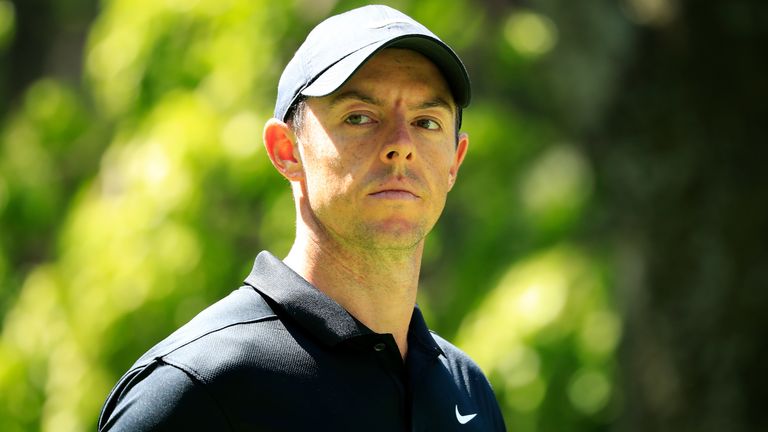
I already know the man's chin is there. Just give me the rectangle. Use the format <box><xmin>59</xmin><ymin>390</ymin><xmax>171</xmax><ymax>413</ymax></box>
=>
<box><xmin>359</xmin><ymin>220</ymin><xmax>430</xmax><ymax>251</ymax></box>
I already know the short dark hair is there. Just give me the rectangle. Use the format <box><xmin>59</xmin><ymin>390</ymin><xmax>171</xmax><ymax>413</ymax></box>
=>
<box><xmin>285</xmin><ymin>96</ymin><xmax>308</xmax><ymax>135</ymax></box>
<box><xmin>285</xmin><ymin>98</ymin><xmax>462</xmax><ymax>144</ymax></box>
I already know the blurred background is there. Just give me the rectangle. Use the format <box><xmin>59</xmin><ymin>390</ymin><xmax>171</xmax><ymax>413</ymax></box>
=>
<box><xmin>1</xmin><ymin>0</ymin><xmax>766</xmax><ymax>430</ymax></box>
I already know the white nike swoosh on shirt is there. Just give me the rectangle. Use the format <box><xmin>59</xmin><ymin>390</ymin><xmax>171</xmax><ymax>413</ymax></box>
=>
<box><xmin>455</xmin><ymin>405</ymin><xmax>478</xmax><ymax>425</ymax></box>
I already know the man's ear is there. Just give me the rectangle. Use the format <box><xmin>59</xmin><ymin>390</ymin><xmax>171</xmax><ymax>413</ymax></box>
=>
<box><xmin>448</xmin><ymin>132</ymin><xmax>469</xmax><ymax>190</ymax></box>
<box><xmin>263</xmin><ymin>118</ymin><xmax>303</xmax><ymax>181</ymax></box>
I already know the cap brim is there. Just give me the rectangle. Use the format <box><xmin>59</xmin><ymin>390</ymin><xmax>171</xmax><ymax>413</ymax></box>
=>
<box><xmin>301</xmin><ymin>35</ymin><xmax>470</xmax><ymax>108</ymax></box>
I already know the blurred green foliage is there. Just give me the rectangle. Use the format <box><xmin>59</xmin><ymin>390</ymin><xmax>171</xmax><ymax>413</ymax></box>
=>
<box><xmin>2</xmin><ymin>0</ymin><xmax>766</xmax><ymax>431</ymax></box>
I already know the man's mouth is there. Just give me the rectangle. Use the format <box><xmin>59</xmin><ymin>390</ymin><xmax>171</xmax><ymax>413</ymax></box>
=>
<box><xmin>369</xmin><ymin>189</ymin><xmax>420</xmax><ymax>200</ymax></box>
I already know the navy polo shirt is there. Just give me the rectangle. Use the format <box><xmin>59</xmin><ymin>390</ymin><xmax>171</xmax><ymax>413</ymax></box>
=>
<box><xmin>99</xmin><ymin>251</ymin><xmax>506</xmax><ymax>431</ymax></box>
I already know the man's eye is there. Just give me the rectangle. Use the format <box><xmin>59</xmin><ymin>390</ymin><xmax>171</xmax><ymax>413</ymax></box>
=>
<box><xmin>345</xmin><ymin>114</ymin><xmax>373</xmax><ymax>125</ymax></box>
<box><xmin>415</xmin><ymin>119</ymin><xmax>441</xmax><ymax>130</ymax></box>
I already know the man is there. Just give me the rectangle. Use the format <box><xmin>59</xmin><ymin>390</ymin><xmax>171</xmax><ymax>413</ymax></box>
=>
<box><xmin>99</xmin><ymin>5</ymin><xmax>505</xmax><ymax>431</ymax></box>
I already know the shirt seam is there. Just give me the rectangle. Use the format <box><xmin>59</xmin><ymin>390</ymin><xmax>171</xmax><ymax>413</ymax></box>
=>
<box><xmin>158</xmin><ymin>359</ymin><xmax>237</xmax><ymax>431</ymax></box>
<box><xmin>159</xmin><ymin>315</ymin><xmax>278</xmax><ymax>360</ymax></box>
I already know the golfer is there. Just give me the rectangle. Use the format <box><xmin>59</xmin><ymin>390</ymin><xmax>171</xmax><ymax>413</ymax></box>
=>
<box><xmin>99</xmin><ymin>5</ymin><xmax>505</xmax><ymax>431</ymax></box>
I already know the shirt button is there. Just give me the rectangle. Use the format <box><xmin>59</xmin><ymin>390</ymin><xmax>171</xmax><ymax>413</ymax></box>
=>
<box><xmin>373</xmin><ymin>342</ymin><xmax>386</xmax><ymax>352</ymax></box>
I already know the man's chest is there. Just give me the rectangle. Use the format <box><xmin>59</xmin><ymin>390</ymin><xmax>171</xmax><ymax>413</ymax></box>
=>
<box><xmin>190</xmin><ymin>343</ymin><xmax>490</xmax><ymax>431</ymax></box>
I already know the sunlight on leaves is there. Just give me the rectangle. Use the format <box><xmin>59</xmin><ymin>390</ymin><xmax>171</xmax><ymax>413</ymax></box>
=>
<box><xmin>504</xmin><ymin>10</ymin><xmax>558</xmax><ymax>58</ymax></box>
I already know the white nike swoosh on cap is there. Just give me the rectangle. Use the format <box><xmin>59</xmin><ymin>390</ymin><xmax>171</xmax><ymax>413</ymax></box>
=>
<box><xmin>455</xmin><ymin>404</ymin><xmax>478</xmax><ymax>425</ymax></box>
<box><xmin>368</xmin><ymin>19</ymin><xmax>410</xmax><ymax>29</ymax></box>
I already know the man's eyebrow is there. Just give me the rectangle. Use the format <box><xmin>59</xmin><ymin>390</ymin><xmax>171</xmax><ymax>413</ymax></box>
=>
<box><xmin>327</xmin><ymin>90</ymin><xmax>382</xmax><ymax>109</ymax></box>
<box><xmin>327</xmin><ymin>91</ymin><xmax>454</xmax><ymax>115</ymax></box>
<box><xmin>413</xmin><ymin>97</ymin><xmax>455</xmax><ymax>115</ymax></box>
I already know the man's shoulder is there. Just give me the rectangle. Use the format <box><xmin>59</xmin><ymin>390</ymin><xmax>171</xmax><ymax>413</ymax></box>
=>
<box><xmin>428</xmin><ymin>330</ymin><xmax>494</xmax><ymax>388</ymax></box>
<box><xmin>430</xmin><ymin>331</ymin><xmax>482</xmax><ymax>367</ymax></box>
<box><xmin>427</xmin><ymin>331</ymin><xmax>507</xmax><ymax>429</ymax></box>
<box><xmin>131</xmin><ymin>287</ymin><xmax>278</xmax><ymax>369</ymax></box>
<box><xmin>99</xmin><ymin>287</ymin><xmax>279</xmax><ymax>430</ymax></box>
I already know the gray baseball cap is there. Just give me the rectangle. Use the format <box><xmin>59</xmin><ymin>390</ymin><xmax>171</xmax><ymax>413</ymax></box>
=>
<box><xmin>274</xmin><ymin>5</ymin><xmax>471</xmax><ymax>122</ymax></box>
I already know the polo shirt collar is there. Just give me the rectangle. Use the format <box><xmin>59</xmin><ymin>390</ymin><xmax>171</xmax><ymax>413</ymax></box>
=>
<box><xmin>244</xmin><ymin>251</ymin><xmax>444</xmax><ymax>357</ymax></box>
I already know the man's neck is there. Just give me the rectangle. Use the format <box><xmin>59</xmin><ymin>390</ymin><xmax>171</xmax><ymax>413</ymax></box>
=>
<box><xmin>283</xmin><ymin>232</ymin><xmax>422</xmax><ymax>359</ymax></box>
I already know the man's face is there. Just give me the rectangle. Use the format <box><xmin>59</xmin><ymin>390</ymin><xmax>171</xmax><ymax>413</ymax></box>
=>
<box><xmin>295</xmin><ymin>48</ymin><xmax>468</xmax><ymax>251</ymax></box>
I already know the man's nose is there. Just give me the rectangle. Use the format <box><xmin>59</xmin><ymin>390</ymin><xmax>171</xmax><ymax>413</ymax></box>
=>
<box><xmin>380</xmin><ymin>121</ymin><xmax>414</xmax><ymax>163</ymax></box>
